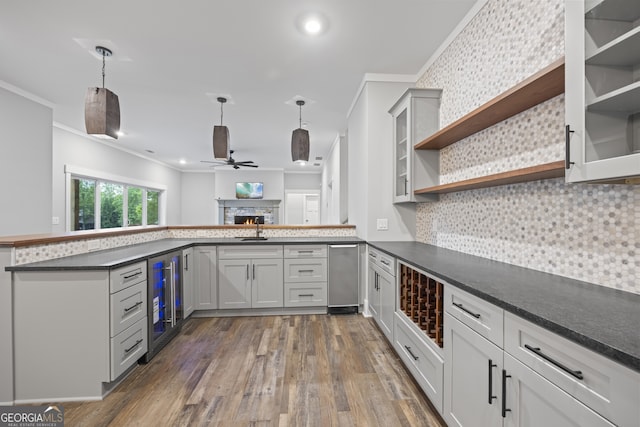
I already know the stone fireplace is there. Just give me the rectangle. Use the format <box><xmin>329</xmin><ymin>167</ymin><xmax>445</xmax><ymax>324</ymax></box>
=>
<box><xmin>217</xmin><ymin>199</ymin><xmax>280</xmax><ymax>225</ymax></box>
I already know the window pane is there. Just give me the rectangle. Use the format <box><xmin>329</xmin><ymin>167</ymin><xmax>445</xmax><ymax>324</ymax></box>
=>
<box><xmin>147</xmin><ymin>190</ymin><xmax>159</xmax><ymax>225</ymax></box>
<box><xmin>100</xmin><ymin>182</ymin><xmax>123</xmax><ymax>229</ymax></box>
<box><xmin>70</xmin><ymin>178</ymin><xmax>95</xmax><ymax>230</ymax></box>
<box><xmin>128</xmin><ymin>187</ymin><xmax>143</xmax><ymax>226</ymax></box>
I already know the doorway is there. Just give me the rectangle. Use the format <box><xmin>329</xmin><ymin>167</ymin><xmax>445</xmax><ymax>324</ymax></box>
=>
<box><xmin>285</xmin><ymin>191</ymin><xmax>320</xmax><ymax>224</ymax></box>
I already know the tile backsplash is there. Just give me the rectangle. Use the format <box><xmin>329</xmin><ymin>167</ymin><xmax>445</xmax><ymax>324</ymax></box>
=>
<box><xmin>414</xmin><ymin>0</ymin><xmax>639</xmax><ymax>294</ymax></box>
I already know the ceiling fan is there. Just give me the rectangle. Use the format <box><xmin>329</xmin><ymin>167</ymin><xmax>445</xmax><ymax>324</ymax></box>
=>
<box><xmin>201</xmin><ymin>150</ymin><xmax>258</xmax><ymax>169</ymax></box>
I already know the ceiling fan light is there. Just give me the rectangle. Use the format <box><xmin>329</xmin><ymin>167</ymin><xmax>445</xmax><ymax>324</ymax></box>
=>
<box><xmin>85</xmin><ymin>87</ymin><xmax>120</xmax><ymax>139</ymax></box>
<box><xmin>291</xmin><ymin>128</ymin><xmax>310</xmax><ymax>163</ymax></box>
<box><xmin>213</xmin><ymin>125</ymin><xmax>230</xmax><ymax>159</ymax></box>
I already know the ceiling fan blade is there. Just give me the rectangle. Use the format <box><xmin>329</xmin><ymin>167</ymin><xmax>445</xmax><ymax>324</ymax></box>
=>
<box><xmin>200</xmin><ymin>160</ymin><xmax>227</xmax><ymax>164</ymax></box>
<box><xmin>234</xmin><ymin>160</ymin><xmax>255</xmax><ymax>164</ymax></box>
<box><xmin>240</xmin><ymin>164</ymin><xmax>259</xmax><ymax>168</ymax></box>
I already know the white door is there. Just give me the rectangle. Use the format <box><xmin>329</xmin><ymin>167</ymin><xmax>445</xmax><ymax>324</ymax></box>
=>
<box><xmin>444</xmin><ymin>313</ymin><xmax>503</xmax><ymax>427</ymax></box>
<box><xmin>218</xmin><ymin>259</ymin><xmax>251</xmax><ymax>309</ymax></box>
<box><xmin>303</xmin><ymin>194</ymin><xmax>319</xmax><ymax>224</ymax></box>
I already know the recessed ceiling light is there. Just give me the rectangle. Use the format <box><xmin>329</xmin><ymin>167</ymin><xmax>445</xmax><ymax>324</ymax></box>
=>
<box><xmin>179</xmin><ymin>159</ymin><xmax>187</xmax><ymax>165</ymax></box>
<box><xmin>296</xmin><ymin>13</ymin><xmax>328</xmax><ymax>36</ymax></box>
<box><xmin>116</xmin><ymin>130</ymin><xmax>125</xmax><ymax>137</ymax></box>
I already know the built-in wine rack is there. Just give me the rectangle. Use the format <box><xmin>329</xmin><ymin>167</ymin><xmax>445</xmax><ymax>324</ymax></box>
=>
<box><xmin>399</xmin><ymin>263</ymin><xmax>444</xmax><ymax>347</ymax></box>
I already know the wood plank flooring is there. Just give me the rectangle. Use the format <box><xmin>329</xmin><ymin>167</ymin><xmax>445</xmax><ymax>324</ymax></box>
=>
<box><xmin>61</xmin><ymin>315</ymin><xmax>446</xmax><ymax>426</ymax></box>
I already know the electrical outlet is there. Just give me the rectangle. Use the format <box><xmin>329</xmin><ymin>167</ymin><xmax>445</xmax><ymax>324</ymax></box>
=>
<box><xmin>87</xmin><ymin>240</ymin><xmax>101</xmax><ymax>251</ymax></box>
<box><xmin>51</xmin><ymin>216</ymin><xmax>60</xmax><ymax>225</ymax></box>
<box><xmin>376</xmin><ymin>218</ymin><xmax>389</xmax><ymax>231</ymax></box>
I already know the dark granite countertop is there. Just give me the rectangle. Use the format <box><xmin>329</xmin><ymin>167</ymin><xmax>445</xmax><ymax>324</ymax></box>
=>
<box><xmin>368</xmin><ymin>241</ymin><xmax>640</xmax><ymax>374</ymax></box>
<box><xmin>6</xmin><ymin>237</ymin><xmax>363</xmax><ymax>271</ymax></box>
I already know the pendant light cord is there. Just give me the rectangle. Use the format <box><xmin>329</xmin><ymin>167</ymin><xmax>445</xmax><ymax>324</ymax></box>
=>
<box><xmin>299</xmin><ymin>103</ymin><xmax>302</xmax><ymax>129</ymax></box>
<box><xmin>101</xmin><ymin>52</ymin><xmax>106</xmax><ymax>88</ymax></box>
<box><xmin>220</xmin><ymin>101</ymin><xmax>224</xmax><ymax>126</ymax></box>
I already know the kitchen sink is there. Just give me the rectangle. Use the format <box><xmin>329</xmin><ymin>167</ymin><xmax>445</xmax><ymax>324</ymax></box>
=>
<box><xmin>240</xmin><ymin>237</ymin><xmax>268</xmax><ymax>241</ymax></box>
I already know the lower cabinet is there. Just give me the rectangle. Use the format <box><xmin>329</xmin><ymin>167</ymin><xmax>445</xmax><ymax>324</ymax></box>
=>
<box><xmin>182</xmin><ymin>247</ymin><xmax>194</xmax><ymax>317</ymax></box>
<box><xmin>194</xmin><ymin>246</ymin><xmax>217</xmax><ymax>310</ymax></box>
<box><xmin>367</xmin><ymin>247</ymin><xmax>396</xmax><ymax>341</ymax></box>
<box><xmin>218</xmin><ymin>245</ymin><xmax>284</xmax><ymax>309</ymax></box>
<box><xmin>394</xmin><ymin>312</ymin><xmax>444</xmax><ymax>413</ymax></box>
<box><xmin>443</xmin><ymin>286</ymin><xmax>637</xmax><ymax>427</ymax></box>
<box><xmin>283</xmin><ymin>244</ymin><xmax>328</xmax><ymax>308</ymax></box>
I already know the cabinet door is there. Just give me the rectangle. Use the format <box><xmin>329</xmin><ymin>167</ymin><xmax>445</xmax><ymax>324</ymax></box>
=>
<box><xmin>377</xmin><ymin>265</ymin><xmax>395</xmax><ymax>341</ymax></box>
<box><xmin>182</xmin><ymin>247</ymin><xmax>194</xmax><ymax>317</ymax></box>
<box><xmin>565</xmin><ymin>0</ymin><xmax>640</xmax><ymax>182</ymax></box>
<box><xmin>444</xmin><ymin>313</ymin><xmax>503</xmax><ymax>427</ymax></box>
<box><xmin>252</xmin><ymin>258</ymin><xmax>284</xmax><ymax>308</ymax></box>
<box><xmin>503</xmin><ymin>353</ymin><xmax>615</xmax><ymax>427</ymax></box>
<box><xmin>367</xmin><ymin>263</ymin><xmax>379</xmax><ymax>318</ymax></box>
<box><xmin>218</xmin><ymin>259</ymin><xmax>251</xmax><ymax>309</ymax></box>
<box><xmin>392</xmin><ymin>99</ymin><xmax>411</xmax><ymax>203</ymax></box>
<box><xmin>194</xmin><ymin>247</ymin><xmax>217</xmax><ymax>310</ymax></box>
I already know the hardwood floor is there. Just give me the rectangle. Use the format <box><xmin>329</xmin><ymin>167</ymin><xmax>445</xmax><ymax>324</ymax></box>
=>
<box><xmin>62</xmin><ymin>315</ymin><xmax>445</xmax><ymax>426</ymax></box>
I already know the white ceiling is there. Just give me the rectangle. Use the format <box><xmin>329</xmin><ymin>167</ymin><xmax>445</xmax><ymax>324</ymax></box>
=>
<box><xmin>0</xmin><ymin>0</ymin><xmax>477</xmax><ymax>172</ymax></box>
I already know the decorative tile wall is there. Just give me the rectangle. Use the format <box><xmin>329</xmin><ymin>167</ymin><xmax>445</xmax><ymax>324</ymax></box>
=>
<box><xmin>13</xmin><ymin>227</ymin><xmax>356</xmax><ymax>265</ymax></box>
<box><xmin>415</xmin><ymin>0</ymin><xmax>639</xmax><ymax>294</ymax></box>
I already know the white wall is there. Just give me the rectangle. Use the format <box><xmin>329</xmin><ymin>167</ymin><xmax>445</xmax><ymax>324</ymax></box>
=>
<box><xmin>284</xmin><ymin>172</ymin><xmax>321</xmax><ymax>191</ymax></box>
<box><xmin>321</xmin><ymin>135</ymin><xmax>343</xmax><ymax>224</ymax></box>
<box><xmin>0</xmin><ymin>87</ymin><xmax>52</xmax><ymax>236</ymax></box>
<box><xmin>181</xmin><ymin>172</ymin><xmax>216</xmax><ymax>224</ymax></box>
<box><xmin>51</xmin><ymin>126</ymin><xmax>183</xmax><ymax>232</ymax></box>
<box><xmin>348</xmin><ymin>80</ymin><xmax>414</xmax><ymax>240</ymax></box>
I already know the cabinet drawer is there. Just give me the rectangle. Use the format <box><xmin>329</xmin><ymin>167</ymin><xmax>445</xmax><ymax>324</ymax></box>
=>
<box><xmin>110</xmin><ymin>317</ymin><xmax>147</xmax><ymax>380</ymax></box>
<box><xmin>110</xmin><ymin>280</ymin><xmax>147</xmax><ymax>337</ymax></box>
<box><xmin>369</xmin><ymin>247</ymin><xmax>396</xmax><ymax>276</ymax></box>
<box><xmin>394</xmin><ymin>312</ymin><xmax>444</xmax><ymax>413</ymax></box>
<box><xmin>284</xmin><ymin>258</ymin><xmax>327</xmax><ymax>282</ymax></box>
<box><xmin>504</xmin><ymin>312</ymin><xmax>640</xmax><ymax>427</ymax></box>
<box><xmin>284</xmin><ymin>245</ymin><xmax>327</xmax><ymax>258</ymax></box>
<box><xmin>110</xmin><ymin>261</ymin><xmax>147</xmax><ymax>293</ymax></box>
<box><xmin>445</xmin><ymin>286</ymin><xmax>503</xmax><ymax>348</ymax></box>
<box><xmin>284</xmin><ymin>283</ymin><xmax>327</xmax><ymax>307</ymax></box>
<box><xmin>218</xmin><ymin>245</ymin><xmax>283</xmax><ymax>259</ymax></box>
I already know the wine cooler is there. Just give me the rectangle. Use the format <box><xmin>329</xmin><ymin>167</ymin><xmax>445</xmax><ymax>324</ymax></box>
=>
<box><xmin>142</xmin><ymin>251</ymin><xmax>183</xmax><ymax>362</ymax></box>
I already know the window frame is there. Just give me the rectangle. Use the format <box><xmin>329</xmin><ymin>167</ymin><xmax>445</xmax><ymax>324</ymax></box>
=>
<box><xmin>65</xmin><ymin>165</ymin><xmax>167</xmax><ymax>232</ymax></box>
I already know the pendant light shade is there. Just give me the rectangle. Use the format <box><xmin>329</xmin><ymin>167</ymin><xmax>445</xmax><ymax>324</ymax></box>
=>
<box><xmin>291</xmin><ymin>100</ymin><xmax>310</xmax><ymax>163</ymax></box>
<box><xmin>85</xmin><ymin>46</ymin><xmax>120</xmax><ymax>139</ymax></box>
<box><xmin>213</xmin><ymin>97</ymin><xmax>230</xmax><ymax>160</ymax></box>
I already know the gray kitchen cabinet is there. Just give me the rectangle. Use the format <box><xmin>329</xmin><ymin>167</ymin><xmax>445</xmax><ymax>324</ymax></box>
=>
<box><xmin>367</xmin><ymin>246</ymin><xmax>395</xmax><ymax>338</ymax></box>
<box><xmin>389</xmin><ymin>88</ymin><xmax>441</xmax><ymax>203</ymax></box>
<box><xmin>194</xmin><ymin>246</ymin><xmax>217</xmax><ymax>310</ymax></box>
<box><xmin>443</xmin><ymin>285</ymin><xmax>637</xmax><ymax>427</ymax></box>
<box><xmin>565</xmin><ymin>0</ymin><xmax>640</xmax><ymax>182</ymax></box>
<box><xmin>182</xmin><ymin>247</ymin><xmax>194</xmax><ymax>317</ymax></box>
<box><xmin>283</xmin><ymin>244</ymin><xmax>327</xmax><ymax>307</ymax></box>
<box><xmin>218</xmin><ymin>245</ymin><xmax>284</xmax><ymax>309</ymax></box>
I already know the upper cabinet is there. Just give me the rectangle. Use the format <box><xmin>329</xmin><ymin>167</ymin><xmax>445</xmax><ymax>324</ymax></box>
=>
<box><xmin>389</xmin><ymin>88</ymin><xmax>442</xmax><ymax>203</ymax></box>
<box><xmin>565</xmin><ymin>0</ymin><xmax>640</xmax><ymax>183</ymax></box>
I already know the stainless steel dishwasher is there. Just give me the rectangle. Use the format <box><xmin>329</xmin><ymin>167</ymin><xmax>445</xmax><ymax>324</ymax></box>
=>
<box><xmin>328</xmin><ymin>244</ymin><xmax>360</xmax><ymax>314</ymax></box>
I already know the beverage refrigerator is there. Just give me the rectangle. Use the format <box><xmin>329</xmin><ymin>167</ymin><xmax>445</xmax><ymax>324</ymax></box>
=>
<box><xmin>142</xmin><ymin>251</ymin><xmax>183</xmax><ymax>362</ymax></box>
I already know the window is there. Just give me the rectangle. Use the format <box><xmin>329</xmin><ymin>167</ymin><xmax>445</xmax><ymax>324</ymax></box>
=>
<box><xmin>66</xmin><ymin>166</ymin><xmax>165</xmax><ymax>232</ymax></box>
<box><xmin>100</xmin><ymin>182</ymin><xmax>123</xmax><ymax>229</ymax></box>
<box><xmin>70</xmin><ymin>178</ymin><xmax>96</xmax><ymax>230</ymax></box>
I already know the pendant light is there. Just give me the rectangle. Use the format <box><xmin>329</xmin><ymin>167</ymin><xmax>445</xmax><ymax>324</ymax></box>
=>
<box><xmin>85</xmin><ymin>46</ymin><xmax>120</xmax><ymax>139</ymax></box>
<box><xmin>213</xmin><ymin>97</ymin><xmax>230</xmax><ymax>160</ymax></box>
<box><xmin>291</xmin><ymin>100</ymin><xmax>310</xmax><ymax>164</ymax></box>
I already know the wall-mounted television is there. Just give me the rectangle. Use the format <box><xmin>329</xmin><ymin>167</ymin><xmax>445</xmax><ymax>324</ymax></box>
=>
<box><xmin>236</xmin><ymin>182</ymin><xmax>263</xmax><ymax>199</ymax></box>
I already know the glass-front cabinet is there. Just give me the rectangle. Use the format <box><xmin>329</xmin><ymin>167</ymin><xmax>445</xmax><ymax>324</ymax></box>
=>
<box><xmin>390</xmin><ymin>88</ymin><xmax>441</xmax><ymax>203</ymax></box>
<box><xmin>565</xmin><ymin>0</ymin><xmax>640</xmax><ymax>183</ymax></box>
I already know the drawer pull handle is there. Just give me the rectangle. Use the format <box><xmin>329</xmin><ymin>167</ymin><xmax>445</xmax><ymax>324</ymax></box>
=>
<box><xmin>380</xmin><ymin>259</ymin><xmax>390</xmax><ymax>266</ymax></box>
<box><xmin>297</xmin><ymin>250</ymin><xmax>314</xmax><ymax>254</ymax></box>
<box><xmin>404</xmin><ymin>345</ymin><xmax>419</xmax><ymax>361</ymax></box>
<box><xmin>488</xmin><ymin>359</ymin><xmax>497</xmax><ymax>404</ymax></box>
<box><xmin>502</xmin><ymin>369</ymin><xmax>511</xmax><ymax>418</ymax></box>
<box><xmin>298</xmin><ymin>269</ymin><xmax>315</xmax><ymax>273</ymax></box>
<box><xmin>124</xmin><ymin>301</ymin><xmax>143</xmax><ymax>313</ymax></box>
<box><xmin>452</xmin><ymin>302</ymin><xmax>481</xmax><ymax>319</ymax></box>
<box><xmin>298</xmin><ymin>294</ymin><xmax>314</xmax><ymax>297</ymax></box>
<box><xmin>124</xmin><ymin>339</ymin><xmax>143</xmax><ymax>354</ymax></box>
<box><xmin>123</xmin><ymin>271</ymin><xmax>142</xmax><ymax>280</ymax></box>
<box><xmin>524</xmin><ymin>344</ymin><xmax>584</xmax><ymax>380</ymax></box>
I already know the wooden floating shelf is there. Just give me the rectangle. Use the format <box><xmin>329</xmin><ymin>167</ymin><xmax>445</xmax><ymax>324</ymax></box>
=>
<box><xmin>415</xmin><ymin>58</ymin><xmax>565</xmax><ymax>150</ymax></box>
<box><xmin>414</xmin><ymin>161</ymin><xmax>565</xmax><ymax>195</ymax></box>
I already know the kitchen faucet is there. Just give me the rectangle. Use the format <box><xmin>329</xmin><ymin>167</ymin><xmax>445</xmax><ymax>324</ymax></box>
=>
<box><xmin>255</xmin><ymin>216</ymin><xmax>262</xmax><ymax>238</ymax></box>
